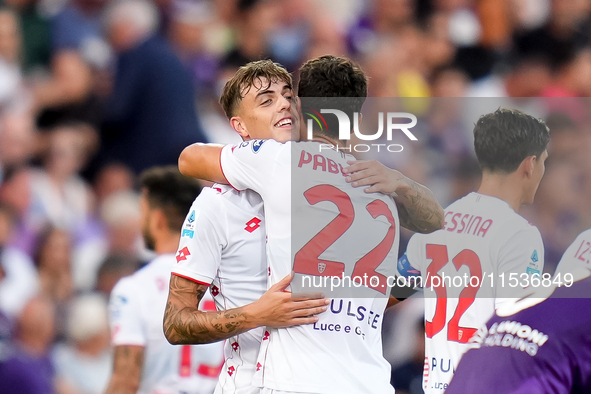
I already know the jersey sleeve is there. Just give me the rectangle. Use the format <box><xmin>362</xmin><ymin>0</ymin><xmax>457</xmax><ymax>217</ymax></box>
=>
<box><xmin>171</xmin><ymin>190</ymin><xmax>226</xmax><ymax>286</ymax></box>
<box><xmin>392</xmin><ymin>235</ymin><xmax>423</xmax><ymax>299</ymax></box>
<box><xmin>554</xmin><ymin>229</ymin><xmax>591</xmax><ymax>278</ymax></box>
<box><xmin>219</xmin><ymin>139</ymin><xmax>285</xmax><ymax>193</ymax></box>
<box><xmin>495</xmin><ymin>227</ymin><xmax>545</xmax><ymax>300</ymax></box>
<box><xmin>109</xmin><ymin>278</ymin><xmax>146</xmax><ymax>346</ymax></box>
<box><xmin>397</xmin><ymin>234</ymin><xmax>424</xmax><ymax>277</ymax></box>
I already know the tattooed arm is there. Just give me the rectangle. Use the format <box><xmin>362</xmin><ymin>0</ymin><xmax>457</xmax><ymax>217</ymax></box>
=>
<box><xmin>344</xmin><ymin>160</ymin><xmax>444</xmax><ymax>233</ymax></box>
<box><xmin>104</xmin><ymin>346</ymin><xmax>144</xmax><ymax>394</ymax></box>
<box><xmin>164</xmin><ymin>274</ymin><xmax>329</xmax><ymax>345</ymax></box>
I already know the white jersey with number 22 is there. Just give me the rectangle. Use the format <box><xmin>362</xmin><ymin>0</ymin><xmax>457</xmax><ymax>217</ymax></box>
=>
<box><xmin>220</xmin><ymin>139</ymin><xmax>399</xmax><ymax>394</ymax></box>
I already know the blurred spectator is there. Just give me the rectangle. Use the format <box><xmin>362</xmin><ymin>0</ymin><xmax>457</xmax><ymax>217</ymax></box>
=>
<box><xmin>101</xmin><ymin>0</ymin><xmax>207</xmax><ymax>174</ymax></box>
<box><xmin>93</xmin><ymin>162</ymin><xmax>134</xmax><ymax>205</ymax></box>
<box><xmin>32</xmin><ymin>0</ymin><xmax>108</xmax><ymax>111</ymax></box>
<box><xmin>28</xmin><ymin>124</ymin><xmax>96</xmax><ymax>232</ymax></box>
<box><xmin>430</xmin><ymin>66</ymin><xmax>469</xmax><ymax>97</ymax></box>
<box><xmin>1</xmin><ymin>0</ymin><xmax>51</xmax><ymax>73</ymax></box>
<box><xmin>99</xmin><ymin>190</ymin><xmax>142</xmax><ymax>258</ymax></box>
<box><xmin>34</xmin><ymin>226</ymin><xmax>73</xmax><ymax>304</ymax></box>
<box><xmin>0</xmin><ymin>201</ymin><xmax>39</xmax><ymax>319</ymax></box>
<box><xmin>0</xmin><ymin>296</ymin><xmax>57</xmax><ymax>394</ymax></box>
<box><xmin>513</xmin><ymin>0</ymin><xmax>591</xmax><ymax>70</ymax></box>
<box><xmin>219</xmin><ymin>0</ymin><xmax>278</xmax><ymax>72</ymax></box>
<box><xmin>71</xmin><ymin>190</ymin><xmax>142</xmax><ymax>293</ymax></box>
<box><xmin>94</xmin><ymin>253</ymin><xmax>139</xmax><ymax>295</ymax></box>
<box><xmin>52</xmin><ymin>293</ymin><xmax>111</xmax><ymax>394</ymax></box>
<box><xmin>0</xmin><ymin>110</ymin><xmax>37</xmax><ymax>183</ymax></box>
<box><xmin>468</xmin><ymin>55</ymin><xmax>552</xmax><ymax>97</ymax></box>
<box><xmin>168</xmin><ymin>0</ymin><xmax>219</xmax><ymax>95</ymax></box>
<box><xmin>0</xmin><ymin>9</ymin><xmax>29</xmax><ymax>111</ymax></box>
<box><xmin>268</xmin><ymin>0</ymin><xmax>311</xmax><ymax>69</ymax></box>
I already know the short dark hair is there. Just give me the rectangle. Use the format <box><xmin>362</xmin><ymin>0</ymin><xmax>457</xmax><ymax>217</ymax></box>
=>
<box><xmin>139</xmin><ymin>166</ymin><xmax>202</xmax><ymax>232</ymax></box>
<box><xmin>297</xmin><ymin>56</ymin><xmax>368</xmax><ymax>140</ymax></box>
<box><xmin>473</xmin><ymin>109</ymin><xmax>550</xmax><ymax>173</ymax></box>
<box><xmin>220</xmin><ymin>60</ymin><xmax>292</xmax><ymax>119</ymax></box>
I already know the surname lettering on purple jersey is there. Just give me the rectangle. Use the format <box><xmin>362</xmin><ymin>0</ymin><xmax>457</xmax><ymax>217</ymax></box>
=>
<box><xmin>443</xmin><ymin>211</ymin><xmax>493</xmax><ymax>238</ymax></box>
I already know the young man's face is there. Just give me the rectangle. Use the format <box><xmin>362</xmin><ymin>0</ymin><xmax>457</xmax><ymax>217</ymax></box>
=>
<box><xmin>232</xmin><ymin>78</ymin><xmax>296</xmax><ymax>143</ymax></box>
<box><xmin>526</xmin><ymin>149</ymin><xmax>549</xmax><ymax>204</ymax></box>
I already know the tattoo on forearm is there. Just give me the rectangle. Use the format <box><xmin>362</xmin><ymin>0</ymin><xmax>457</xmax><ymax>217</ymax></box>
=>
<box><xmin>163</xmin><ymin>275</ymin><xmax>250</xmax><ymax>344</ymax></box>
<box><xmin>397</xmin><ymin>178</ymin><xmax>444</xmax><ymax>233</ymax></box>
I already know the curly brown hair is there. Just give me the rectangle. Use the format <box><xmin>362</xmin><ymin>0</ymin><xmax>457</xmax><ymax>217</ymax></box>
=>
<box><xmin>297</xmin><ymin>56</ymin><xmax>368</xmax><ymax>140</ymax></box>
<box><xmin>220</xmin><ymin>60</ymin><xmax>292</xmax><ymax>119</ymax></box>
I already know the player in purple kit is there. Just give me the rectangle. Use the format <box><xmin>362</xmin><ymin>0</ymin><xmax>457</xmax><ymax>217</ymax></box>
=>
<box><xmin>446</xmin><ymin>270</ymin><xmax>591</xmax><ymax>394</ymax></box>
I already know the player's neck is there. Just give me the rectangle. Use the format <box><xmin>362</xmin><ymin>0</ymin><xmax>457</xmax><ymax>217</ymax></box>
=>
<box><xmin>477</xmin><ymin>173</ymin><xmax>523</xmax><ymax>212</ymax></box>
<box><xmin>155</xmin><ymin>233</ymin><xmax>181</xmax><ymax>255</ymax></box>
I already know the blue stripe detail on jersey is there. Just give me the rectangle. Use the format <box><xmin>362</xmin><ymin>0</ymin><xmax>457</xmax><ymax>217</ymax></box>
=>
<box><xmin>398</xmin><ymin>252</ymin><xmax>420</xmax><ymax>278</ymax></box>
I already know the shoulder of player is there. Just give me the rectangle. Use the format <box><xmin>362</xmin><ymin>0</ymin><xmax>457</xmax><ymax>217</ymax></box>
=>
<box><xmin>572</xmin><ymin>228</ymin><xmax>591</xmax><ymax>243</ymax></box>
<box><xmin>110</xmin><ymin>274</ymin><xmax>139</xmax><ymax>300</ymax></box>
<box><xmin>195</xmin><ymin>185</ymin><xmax>262</xmax><ymax>219</ymax></box>
<box><xmin>230</xmin><ymin>138</ymin><xmax>287</xmax><ymax>155</ymax></box>
<box><xmin>113</xmin><ymin>256</ymin><xmax>168</xmax><ymax>289</ymax></box>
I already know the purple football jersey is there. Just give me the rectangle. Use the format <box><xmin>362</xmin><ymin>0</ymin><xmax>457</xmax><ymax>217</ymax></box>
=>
<box><xmin>446</xmin><ymin>276</ymin><xmax>591</xmax><ymax>394</ymax></box>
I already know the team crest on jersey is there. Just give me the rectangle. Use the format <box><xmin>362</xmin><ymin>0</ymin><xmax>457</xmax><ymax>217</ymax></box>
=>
<box><xmin>318</xmin><ymin>262</ymin><xmax>326</xmax><ymax>273</ymax></box>
<box><xmin>252</xmin><ymin>139</ymin><xmax>265</xmax><ymax>153</ymax></box>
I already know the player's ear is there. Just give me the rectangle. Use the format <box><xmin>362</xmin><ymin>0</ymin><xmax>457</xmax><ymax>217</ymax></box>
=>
<box><xmin>153</xmin><ymin>208</ymin><xmax>168</xmax><ymax>232</ymax></box>
<box><xmin>231</xmin><ymin>116</ymin><xmax>250</xmax><ymax>139</ymax></box>
<box><xmin>522</xmin><ymin>155</ymin><xmax>536</xmax><ymax>178</ymax></box>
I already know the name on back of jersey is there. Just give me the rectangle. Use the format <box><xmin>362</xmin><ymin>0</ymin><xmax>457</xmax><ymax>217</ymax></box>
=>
<box><xmin>297</xmin><ymin>149</ymin><xmax>348</xmax><ymax>176</ymax></box>
<box><xmin>443</xmin><ymin>210</ymin><xmax>493</xmax><ymax>237</ymax></box>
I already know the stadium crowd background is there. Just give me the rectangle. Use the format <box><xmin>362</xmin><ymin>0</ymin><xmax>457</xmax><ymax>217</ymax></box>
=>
<box><xmin>1</xmin><ymin>0</ymin><xmax>591</xmax><ymax>393</ymax></box>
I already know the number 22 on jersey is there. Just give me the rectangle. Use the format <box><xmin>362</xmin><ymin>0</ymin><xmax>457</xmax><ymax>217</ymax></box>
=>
<box><xmin>425</xmin><ymin>244</ymin><xmax>483</xmax><ymax>343</ymax></box>
<box><xmin>292</xmin><ymin>184</ymin><xmax>397</xmax><ymax>295</ymax></box>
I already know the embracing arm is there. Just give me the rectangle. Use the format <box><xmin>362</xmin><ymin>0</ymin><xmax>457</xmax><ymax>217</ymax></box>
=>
<box><xmin>103</xmin><ymin>346</ymin><xmax>144</xmax><ymax>394</ymax></box>
<box><xmin>164</xmin><ymin>274</ymin><xmax>328</xmax><ymax>345</ymax></box>
<box><xmin>344</xmin><ymin>160</ymin><xmax>444</xmax><ymax>233</ymax></box>
<box><xmin>178</xmin><ymin>143</ymin><xmax>226</xmax><ymax>183</ymax></box>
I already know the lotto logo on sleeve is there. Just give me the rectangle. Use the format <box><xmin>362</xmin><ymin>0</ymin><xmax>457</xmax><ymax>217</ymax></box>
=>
<box><xmin>176</xmin><ymin>247</ymin><xmax>191</xmax><ymax>263</ymax></box>
<box><xmin>245</xmin><ymin>217</ymin><xmax>261</xmax><ymax>233</ymax></box>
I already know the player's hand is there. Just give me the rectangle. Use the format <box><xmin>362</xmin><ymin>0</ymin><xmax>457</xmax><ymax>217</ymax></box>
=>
<box><xmin>343</xmin><ymin>160</ymin><xmax>408</xmax><ymax>196</ymax></box>
<box><xmin>247</xmin><ymin>275</ymin><xmax>330</xmax><ymax>328</ymax></box>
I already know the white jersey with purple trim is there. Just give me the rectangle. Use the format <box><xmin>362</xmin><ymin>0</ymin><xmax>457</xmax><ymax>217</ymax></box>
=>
<box><xmin>398</xmin><ymin>192</ymin><xmax>544</xmax><ymax>394</ymax></box>
<box><xmin>109</xmin><ymin>253</ymin><xmax>224</xmax><ymax>394</ymax></box>
<box><xmin>171</xmin><ymin>185</ymin><xmax>268</xmax><ymax>394</ymax></box>
<box><xmin>220</xmin><ymin>139</ymin><xmax>399</xmax><ymax>394</ymax></box>
<box><xmin>553</xmin><ymin>228</ymin><xmax>591</xmax><ymax>278</ymax></box>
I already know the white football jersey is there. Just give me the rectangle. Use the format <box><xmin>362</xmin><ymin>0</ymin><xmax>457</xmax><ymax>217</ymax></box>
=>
<box><xmin>109</xmin><ymin>253</ymin><xmax>224</xmax><ymax>394</ymax></box>
<box><xmin>172</xmin><ymin>185</ymin><xmax>267</xmax><ymax>394</ymax></box>
<box><xmin>553</xmin><ymin>228</ymin><xmax>591</xmax><ymax>278</ymax></box>
<box><xmin>220</xmin><ymin>139</ymin><xmax>399</xmax><ymax>394</ymax></box>
<box><xmin>400</xmin><ymin>192</ymin><xmax>544</xmax><ymax>393</ymax></box>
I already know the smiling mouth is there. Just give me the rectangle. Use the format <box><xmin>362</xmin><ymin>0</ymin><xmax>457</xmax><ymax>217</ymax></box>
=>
<box><xmin>274</xmin><ymin>118</ymin><xmax>292</xmax><ymax>127</ymax></box>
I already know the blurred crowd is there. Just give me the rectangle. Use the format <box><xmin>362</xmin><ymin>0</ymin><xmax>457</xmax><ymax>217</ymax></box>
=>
<box><xmin>1</xmin><ymin>0</ymin><xmax>591</xmax><ymax>393</ymax></box>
